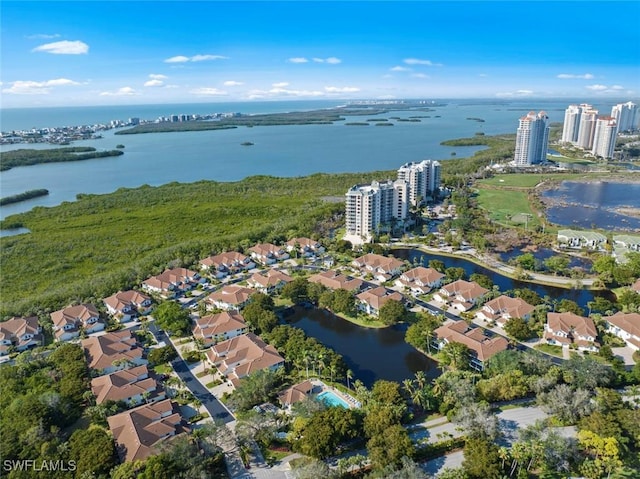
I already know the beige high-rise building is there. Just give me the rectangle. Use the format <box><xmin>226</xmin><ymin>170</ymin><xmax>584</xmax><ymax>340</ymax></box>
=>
<box><xmin>611</xmin><ymin>101</ymin><xmax>638</xmax><ymax>132</ymax></box>
<box><xmin>591</xmin><ymin>116</ymin><xmax>618</xmax><ymax>159</ymax></box>
<box><xmin>576</xmin><ymin>108</ymin><xmax>599</xmax><ymax>149</ymax></box>
<box><xmin>514</xmin><ymin>111</ymin><xmax>550</xmax><ymax>166</ymax></box>
<box><xmin>396</xmin><ymin>159</ymin><xmax>441</xmax><ymax>206</ymax></box>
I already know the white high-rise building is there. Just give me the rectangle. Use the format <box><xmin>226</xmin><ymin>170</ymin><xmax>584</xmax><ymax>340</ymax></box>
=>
<box><xmin>345</xmin><ymin>180</ymin><xmax>408</xmax><ymax>240</ymax></box>
<box><xmin>514</xmin><ymin>111</ymin><xmax>550</xmax><ymax>166</ymax></box>
<box><xmin>591</xmin><ymin>116</ymin><xmax>618</xmax><ymax>159</ymax></box>
<box><xmin>561</xmin><ymin>104</ymin><xmax>591</xmax><ymax>144</ymax></box>
<box><xmin>576</xmin><ymin>108</ymin><xmax>599</xmax><ymax>149</ymax></box>
<box><xmin>397</xmin><ymin>160</ymin><xmax>441</xmax><ymax>205</ymax></box>
<box><xmin>611</xmin><ymin>101</ymin><xmax>638</xmax><ymax>132</ymax></box>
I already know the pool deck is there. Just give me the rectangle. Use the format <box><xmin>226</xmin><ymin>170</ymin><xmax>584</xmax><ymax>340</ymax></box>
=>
<box><xmin>314</xmin><ymin>380</ymin><xmax>362</xmax><ymax>409</ymax></box>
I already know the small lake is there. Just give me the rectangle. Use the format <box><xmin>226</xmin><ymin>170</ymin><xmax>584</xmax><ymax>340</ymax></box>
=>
<box><xmin>392</xmin><ymin>248</ymin><xmax>613</xmax><ymax>309</ymax></box>
<box><xmin>286</xmin><ymin>307</ymin><xmax>440</xmax><ymax>388</ymax></box>
<box><xmin>542</xmin><ymin>181</ymin><xmax>640</xmax><ymax>232</ymax></box>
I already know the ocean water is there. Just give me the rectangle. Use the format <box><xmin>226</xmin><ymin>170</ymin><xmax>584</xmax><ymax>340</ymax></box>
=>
<box><xmin>0</xmin><ymin>99</ymin><xmax>632</xmax><ymax>220</ymax></box>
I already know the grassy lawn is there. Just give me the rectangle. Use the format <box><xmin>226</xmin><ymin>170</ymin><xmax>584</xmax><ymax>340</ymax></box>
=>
<box><xmin>534</xmin><ymin>343</ymin><xmax>564</xmax><ymax>357</ymax></box>
<box><xmin>334</xmin><ymin>311</ymin><xmax>388</xmax><ymax>328</ymax></box>
<box><xmin>153</xmin><ymin>364</ymin><xmax>173</xmax><ymax>375</ymax></box>
<box><xmin>476</xmin><ymin>189</ymin><xmax>540</xmax><ymax>227</ymax></box>
<box><xmin>476</xmin><ymin>173</ymin><xmax>585</xmax><ymax>188</ymax></box>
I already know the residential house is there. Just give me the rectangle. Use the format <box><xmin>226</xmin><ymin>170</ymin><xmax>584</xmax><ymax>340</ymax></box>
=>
<box><xmin>278</xmin><ymin>380</ymin><xmax>319</xmax><ymax>408</ymax></box>
<box><xmin>91</xmin><ymin>365</ymin><xmax>164</xmax><ymax>406</ymax></box>
<box><xmin>557</xmin><ymin>229</ymin><xmax>607</xmax><ymax>251</ymax></box>
<box><xmin>103</xmin><ymin>290</ymin><xmax>152</xmax><ymax>323</ymax></box>
<box><xmin>307</xmin><ymin>270</ymin><xmax>365</xmax><ymax>292</ymax></box>
<box><xmin>433</xmin><ymin>280</ymin><xmax>489</xmax><ymax>312</ymax></box>
<box><xmin>475</xmin><ymin>295</ymin><xmax>535</xmax><ymax>327</ymax></box>
<box><xmin>356</xmin><ymin>286</ymin><xmax>404</xmax><ymax>317</ymax></box>
<box><xmin>108</xmin><ymin>399</ymin><xmax>188</xmax><ymax>462</ymax></box>
<box><xmin>0</xmin><ymin>316</ymin><xmax>43</xmax><ymax>355</ymax></box>
<box><xmin>613</xmin><ymin>234</ymin><xmax>640</xmax><ymax>264</ymax></box>
<box><xmin>285</xmin><ymin>237</ymin><xmax>325</xmax><ymax>257</ymax></box>
<box><xmin>247</xmin><ymin>269</ymin><xmax>293</xmax><ymax>294</ymax></box>
<box><xmin>248</xmin><ymin>243</ymin><xmax>290</xmax><ymax>265</ymax></box>
<box><xmin>142</xmin><ymin>267</ymin><xmax>202</xmax><ymax>298</ymax></box>
<box><xmin>395</xmin><ymin>267</ymin><xmax>445</xmax><ymax>295</ymax></box>
<box><xmin>81</xmin><ymin>330</ymin><xmax>147</xmax><ymax>375</ymax></box>
<box><xmin>193</xmin><ymin>311</ymin><xmax>248</xmax><ymax>347</ymax></box>
<box><xmin>433</xmin><ymin>320</ymin><xmax>509</xmax><ymax>371</ymax></box>
<box><xmin>204</xmin><ymin>285</ymin><xmax>254</xmax><ymax>311</ymax></box>
<box><xmin>51</xmin><ymin>303</ymin><xmax>104</xmax><ymax>342</ymax></box>
<box><xmin>206</xmin><ymin>332</ymin><xmax>285</xmax><ymax>386</ymax></box>
<box><xmin>603</xmin><ymin>312</ymin><xmax>640</xmax><ymax>351</ymax></box>
<box><xmin>352</xmin><ymin>253</ymin><xmax>405</xmax><ymax>281</ymax></box>
<box><xmin>543</xmin><ymin>311</ymin><xmax>600</xmax><ymax>352</ymax></box>
<box><xmin>199</xmin><ymin>251</ymin><xmax>255</xmax><ymax>278</ymax></box>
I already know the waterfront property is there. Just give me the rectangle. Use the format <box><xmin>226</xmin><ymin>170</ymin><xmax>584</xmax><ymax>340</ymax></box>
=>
<box><xmin>81</xmin><ymin>330</ymin><xmax>147</xmax><ymax>375</ymax></box>
<box><xmin>433</xmin><ymin>279</ymin><xmax>489</xmax><ymax>312</ymax></box>
<box><xmin>433</xmin><ymin>320</ymin><xmax>509</xmax><ymax>371</ymax></box>
<box><xmin>613</xmin><ymin>234</ymin><xmax>640</xmax><ymax>264</ymax></box>
<box><xmin>557</xmin><ymin>229</ymin><xmax>607</xmax><ymax>251</ymax></box>
<box><xmin>204</xmin><ymin>285</ymin><xmax>254</xmax><ymax>311</ymax></box>
<box><xmin>603</xmin><ymin>312</ymin><xmax>640</xmax><ymax>351</ymax></box>
<box><xmin>0</xmin><ymin>316</ymin><xmax>42</xmax><ymax>355</ymax></box>
<box><xmin>395</xmin><ymin>266</ymin><xmax>445</xmax><ymax>295</ymax></box>
<box><xmin>205</xmin><ymin>332</ymin><xmax>285</xmax><ymax>386</ymax></box>
<box><xmin>307</xmin><ymin>270</ymin><xmax>365</xmax><ymax>292</ymax></box>
<box><xmin>356</xmin><ymin>286</ymin><xmax>405</xmax><ymax>317</ymax></box>
<box><xmin>51</xmin><ymin>303</ymin><xmax>104</xmax><ymax>342</ymax></box>
<box><xmin>103</xmin><ymin>290</ymin><xmax>153</xmax><ymax>323</ymax></box>
<box><xmin>543</xmin><ymin>311</ymin><xmax>600</xmax><ymax>352</ymax></box>
<box><xmin>91</xmin><ymin>365</ymin><xmax>165</xmax><ymax>406</ymax></box>
<box><xmin>192</xmin><ymin>311</ymin><xmax>248</xmax><ymax>347</ymax></box>
<box><xmin>107</xmin><ymin>399</ymin><xmax>188</xmax><ymax>463</ymax></box>
<box><xmin>199</xmin><ymin>251</ymin><xmax>255</xmax><ymax>278</ymax></box>
<box><xmin>277</xmin><ymin>380</ymin><xmax>318</xmax><ymax>409</ymax></box>
<box><xmin>475</xmin><ymin>295</ymin><xmax>535</xmax><ymax>328</ymax></box>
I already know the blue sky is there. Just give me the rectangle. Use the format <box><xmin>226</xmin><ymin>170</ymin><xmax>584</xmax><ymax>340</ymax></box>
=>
<box><xmin>1</xmin><ymin>1</ymin><xmax>639</xmax><ymax>107</ymax></box>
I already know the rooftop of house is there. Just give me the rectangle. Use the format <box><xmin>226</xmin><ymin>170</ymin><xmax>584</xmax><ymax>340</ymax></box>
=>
<box><xmin>434</xmin><ymin>320</ymin><xmax>509</xmax><ymax>362</ymax></box>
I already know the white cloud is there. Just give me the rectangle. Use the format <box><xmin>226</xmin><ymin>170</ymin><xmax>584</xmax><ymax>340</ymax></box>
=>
<box><xmin>557</xmin><ymin>73</ymin><xmax>594</xmax><ymax>79</ymax></box>
<box><xmin>190</xmin><ymin>87</ymin><xmax>228</xmax><ymax>96</ymax></box>
<box><xmin>32</xmin><ymin>40</ymin><xmax>89</xmax><ymax>54</ymax></box>
<box><xmin>165</xmin><ymin>54</ymin><xmax>227</xmax><ymax>63</ymax></box>
<box><xmin>411</xmin><ymin>73</ymin><xmax>429</xmax><ymax>79</ymax></box>
<box><xmin>247</xmin><ymin>86</ymin><xmax>325</xmax><ymax>98</ymax></box>
<box><xmin>144</xmin><ymin>74</ymin><xmax>168</xmax><ymax>87</ymax></box>
<box><xmin>403</xmin><ymin>58</ymin><xmax>442</xmax><ymax>67</ymax></box>
<box><xmin>288</xmin><ymin>57</ymin><xmax>309</xmax><ymax>63</ymax></box>
<box><xmin>272</xmin><ymin>82</ymin><xmax>289</xmax><ymax>87</ymax></box>
<box><xmin>149</xmin><ymin>74</ymin><xmax>168</xmax><ymax>80</ymax></box>
<box><xmin>611</xmin><ymin>85</ymin><xmax>625</xmax><ymax>90</ymax></box>
<box><xmin>390</xmin><ymin>66</ymin><xmax>411</xmax><ymax>72</ymax></box>
<box><xmin>26</xmin><ymin>33</ymin><xmax>61</xmax><ymax>40</ymax></box>
<box><xmin>478</xmin><ymin>73</ymin><xmax>488</xmax><ymax>78</ymax></box>
<box><xmin>495</xmin><ymin>89</ymin><xmax>534</xmax><ymax>98</ymax></box>
<box><xmin>325</xmin><ymin>86</ymin><xmax>360</xmax><ymax>93</ymax></box>
<box><xmin>99</xmin><ymin>87</ymin><xmax>138</xmax><ymax>97</ymax></box>
<box><xmin>313</xmin><ymin>57</ymin><xmax>342</xmax><ymax>64</ymax></box>
<box><xmin>2</xmin><ymin>78</ymin><xmax>81</xmax><ymax>95</ymax></box>
<box><xmin>144</xmin><ymin>79</ymin><xmax>164</xmax><ymax>87</ymax></box>
<box><xmin>586</xmin><ymin>84</ymin><xmax>608</xmax><ymax>91</ymax></box>
<box><xmin>223</xmin><ymin>80</ymin><xmax>244</xmax><ymax>86</ymax></box>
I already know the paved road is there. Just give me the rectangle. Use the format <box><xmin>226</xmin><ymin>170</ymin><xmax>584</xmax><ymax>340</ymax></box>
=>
<box><xmin>147</xmin><ymin>322</ymin><xmax>235</xmax><ymax>424</ymax></box>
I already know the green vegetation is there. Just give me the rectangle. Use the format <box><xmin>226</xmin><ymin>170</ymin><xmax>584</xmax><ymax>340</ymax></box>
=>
<box><xmin>0</xmin><ymin>188</ymin><xmax>49</xmax><ymax>205</ymax></box>
<box><xmin>0</xmin><ymin>171</ymin><xmax>391</xmax><ymax>316</ymax></box>
<box><xmin>476</xmin><ymin>188</ymin><xmax>540</xmax><ymax>227</ymax></box>
<box><xmin>0</xmin><ymin>147</ymin><xmax>124</xmax><ymax>171</ymax></box>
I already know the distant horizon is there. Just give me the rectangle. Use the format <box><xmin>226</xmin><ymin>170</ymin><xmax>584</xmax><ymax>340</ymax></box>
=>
<box><xmin>2</xmin><ymin>1</ymin><xmax>638</xmax><ymax>108</ymax></box>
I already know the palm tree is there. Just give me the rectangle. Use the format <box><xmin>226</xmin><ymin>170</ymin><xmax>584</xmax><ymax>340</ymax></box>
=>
<box><xmin>414</xmin><ymin>370</ymin><xmax>427</xmax><ymax>390</ymax></box>
<box><xmin>329</xmin><ymin>364</ymin><xmax>337</xmax><ymax>384</ymax></box>
<box><xmin>402</xmin><ymin>379</ymin><xmax>414</xmax><ymax>399</ymax></box>
<box><xmin>346</xmin><ymin>369</ymin><xmax>353</xmax><ymax>390</ymax></box>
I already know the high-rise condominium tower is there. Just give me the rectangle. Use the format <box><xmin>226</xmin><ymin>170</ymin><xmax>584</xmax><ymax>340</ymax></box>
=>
<box><xmin>345</xmin><ymin>180</ymin><xmax>408</xmax><ymax>239</ymax></box>
<box><xmin>514</xmin><ymin>111</ymin><xmax>550</xmax><ymax>166</ymax></box>
<box><xmin>396</xmin><ymin>160</ymin><xmax>441</xmax><ymax>206</ymax></box>
<box><xmin>576</xmin><ymin>108</ymin><xmax>599</xmax><ymax>149</ymax></box>
<box><xmin>561</xmin><ymin>104</ymin><xmax>592</xmax><ymax>144</ymax></box>
<box><xmin>611</xmin><ymin>101</ymin><xmax>638</xmax><ymax>132</ymax></box>
<box><xmin>591</xmin><ymin>116</ymin><xmax>618</xmax><ymax>159</ymax></box>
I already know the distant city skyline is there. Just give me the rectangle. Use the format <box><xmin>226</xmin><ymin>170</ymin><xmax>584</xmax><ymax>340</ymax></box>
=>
<box><xmin>1</xmin><ymin>1</ymin><xmax>639</xmax><ymax>108</ymax></box>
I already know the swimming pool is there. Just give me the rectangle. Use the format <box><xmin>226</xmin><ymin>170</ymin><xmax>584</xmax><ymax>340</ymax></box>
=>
<box><xmin>317</xmin><ymin>390</ymin><xmax>350</xmax><ymax>409</ymax></box>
